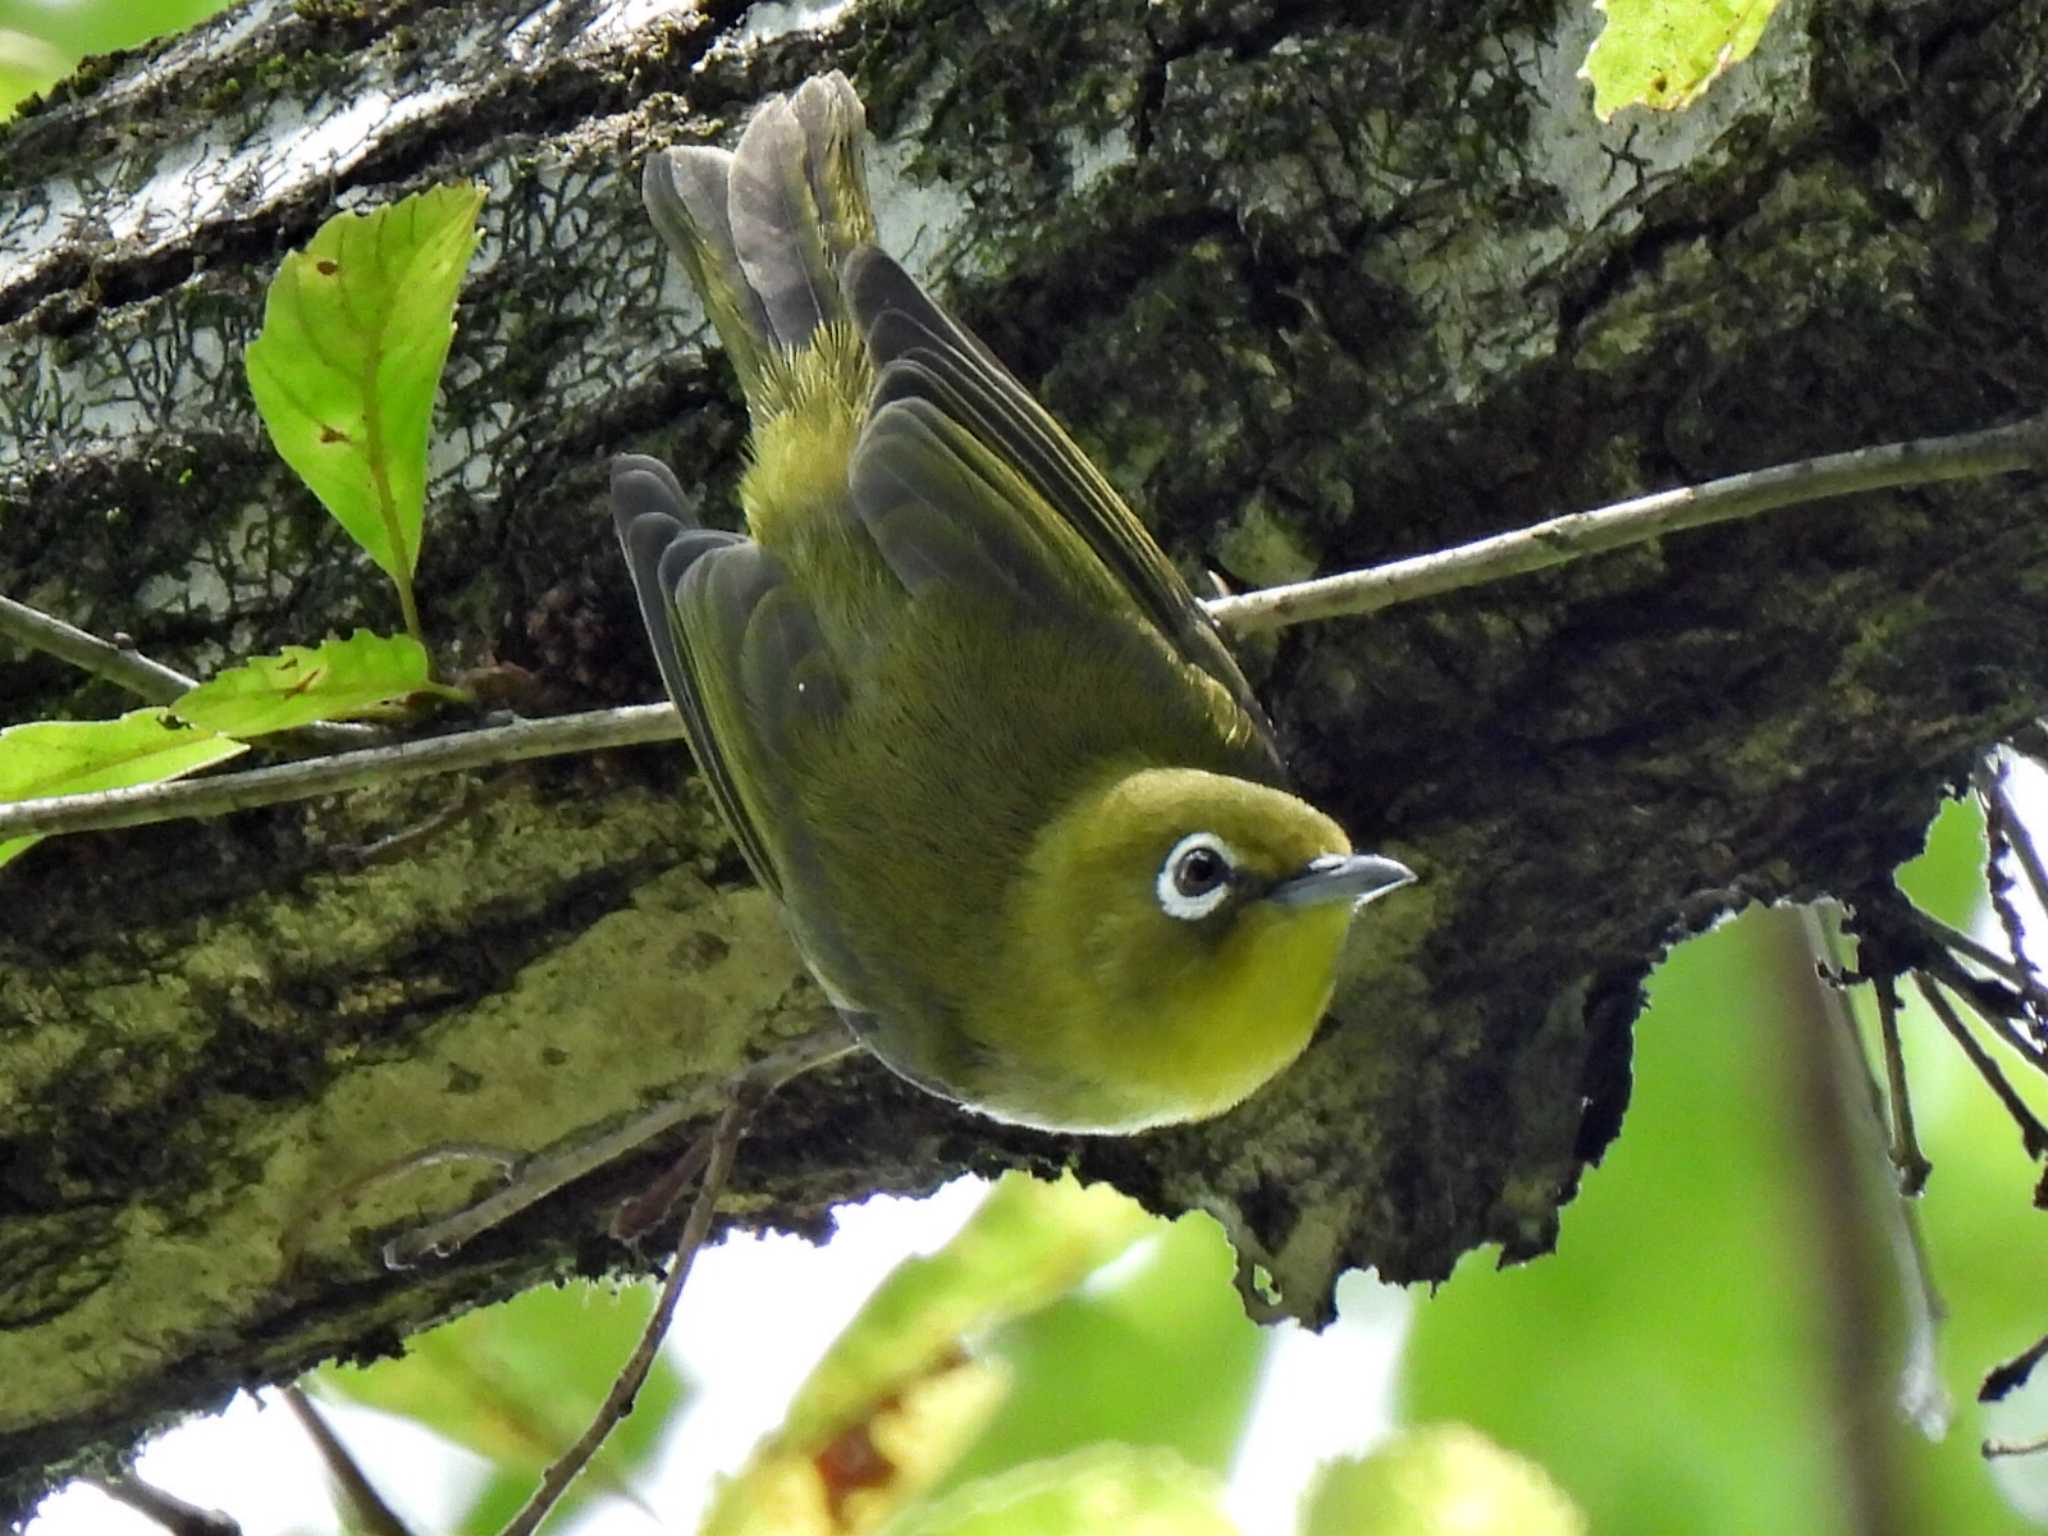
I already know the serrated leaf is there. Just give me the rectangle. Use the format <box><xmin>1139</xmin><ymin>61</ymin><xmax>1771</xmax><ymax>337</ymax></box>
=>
<box><xmin>245</xmin><ymin>183</ymin><xmax>484</xmax><ymax>590</ymax></box>
<box><xmin>891</xmin><ymin>1445</ymin><xmax>1238</xmax><ymax>1536</ymax></box>
<box><xmin>701</xmin><ymin>1171</ymin><xmax>1153</xmax><ymax>1536</ymax></box>
<box><xmin>171</xmin><ymin>630</ymin><xmax>442</xmax><ymax>737</ymax></box>
<box><xmin>1580</xmin><ymin>0</ymin><xmax>1781</xmax><ymax>123</ymax></box>
<box><xmin>0</xmin><ymin>707</ymin><xmax>246</xmax><ymax>869</ymax></box>
<box><xmin>315</xmin><ymin>1280</ymin><xmax>687</xmax><ymax>1533</ymax></box>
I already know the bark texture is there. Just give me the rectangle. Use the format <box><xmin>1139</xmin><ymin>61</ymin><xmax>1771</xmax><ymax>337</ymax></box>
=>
<box><xmin>4</xmin><ymin>0</ymin><xmax>2046</xmax><ymax>1516</ymax></box>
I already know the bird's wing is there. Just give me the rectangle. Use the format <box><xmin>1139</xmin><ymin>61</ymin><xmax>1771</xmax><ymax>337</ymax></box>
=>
<box><xmin>842</xmin><ymin>246</ymin><xmax>1283</xmax><ymax>770</ymax></box>
<box><xmin>611</xmin><ymin>457</ymin><xmax>861</xmax><ymax>1000</ymax></box>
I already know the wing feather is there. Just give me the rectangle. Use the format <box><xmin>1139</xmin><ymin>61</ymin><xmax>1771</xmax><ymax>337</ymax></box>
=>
<box><xmin>843</xmin><ymin>246</ymin><xmax>1280</xmax><ymax>768</ymax></box>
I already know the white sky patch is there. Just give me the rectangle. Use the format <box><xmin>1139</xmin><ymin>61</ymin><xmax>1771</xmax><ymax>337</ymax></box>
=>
<box><xmin>1226</xmin><ymin>1270</ymin><xmax>1410</xmax><ymax>1536</ymax></box>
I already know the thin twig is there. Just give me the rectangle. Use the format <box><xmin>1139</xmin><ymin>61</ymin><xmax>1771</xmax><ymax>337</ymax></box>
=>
<box><xmin>1872</xmin><ymin>977</ymin><xmax>1931</xmax><ymax>1196</ymax></box>
<box><xmin>1984</xmin><ymin>758</ymin><xmax>2048</xmax><ymax>920</ymax></box>
<box><xmin>1916</xmin><ymin>947</ymin><xmax>2048</xmax><ymax>1076</ymax></box>
<box><xmin>1806</xmin><ymin>909</ymin><xmax>1948</xmax><ymax>1439</ymax></box>
<box><xmin>1978</xmin><ymin>757</ymin><xmax>2048</xmax><ymax>1038</ymax></box>
<box><xmin>1985</xmin><ymin>1432</ymin><xmax>2048</xmax><ymax>1459</ymax></box>
<box><xmin>383</xmin><ymin>1023</ymin><xmax>853</xmax><ymax>1268</ymax></box>
<box><xmin>1906</xmin><ymin>905</ymin><xmax>2048</xmax><ymax>1020</ymax></box>
<box><xmin>0</xmin><ymin>593</ymin><xmax>385</xmax><ymax>753</ymax></box>
<box><xmin>495</xmin><ymin>1091</ymin><xmax>749</xmax><ymax>1536</ymax></box>
<box><xmin>281</xmin><ymin>1385</ymin><xmax>413</xmax><ymax>1536</ymax></box>
<box><xmin>1208</xmin><ymin>412</ymin><xmax>2048</xmax><ymax>633</ymax></box>
<box><xmin>83</xmin><ymin>1475</ymin><xmax>240</xmax><ymax>1536</ymax></box>
<box><xmin>2</xmin><ymin>595</ymin><xmax>198</xmax><ymax>703</ymax></box>
<box><xmin>382</xmin><ymin>1091</ymin><xmax>701</xmax><ymax>1269</ymax></box>
<box><xmin>1914</xmin><ymin>973</ymin><xmax>2048</xmax><ymax>1158</ymax></box>
<box><xmin>10</xmin><ymin>415</ymin><xmax>2047</xmax><ymax>845</ymax></box>
<box><xmin>0</xmin><ymin>704</ymin><xmax>683</xmax><ymax>843</ymax></box>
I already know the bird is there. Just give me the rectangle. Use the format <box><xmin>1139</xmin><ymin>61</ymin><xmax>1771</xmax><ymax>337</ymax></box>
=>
<box><xmin>611</xmin><ymin>72</ymin><xmax>1414</xmax><ymax>1136</ymax></box>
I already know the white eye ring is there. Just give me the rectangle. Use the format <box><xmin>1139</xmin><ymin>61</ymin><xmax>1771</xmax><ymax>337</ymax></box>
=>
<box><xmin>1157</xmin><ymin>832</ymin><xmax>1239</xmax><ymax>922</ymax></box>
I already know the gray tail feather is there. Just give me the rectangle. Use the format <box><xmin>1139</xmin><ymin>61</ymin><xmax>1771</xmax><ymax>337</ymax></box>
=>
<box><xmin>642</xmin><ymin>72</ymin><xmax>875</xmax><ymax>406</ymax></box>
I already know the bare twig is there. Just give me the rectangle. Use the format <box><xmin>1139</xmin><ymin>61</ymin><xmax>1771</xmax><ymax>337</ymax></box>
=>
<box><xmin>381</xmin><ymin>1090</ymin><xmax>701</xmax><ymax>1269</ymax></box>
<box><xmin>1978</xmin><ymin>757</ymin><xmax>2048</xmax><ymax>1038</ymax></box>
<box><xmin>281</xmin><ymin>1385</ymin><xmax>413</xmax><ymax>1536</ymax></box>
<box><xmin>383</xmin><ymin>1022</ymin><xmax>853</xmax><ymax>1268</ymax></box>
<box><xmin>495</xmin><ymin>1088</ymin><xmax>749</xmax><ymax>1536</ymax></box>
<box><xmin>2</xmin><ymin>595</ymin><xmax>198</xmax><ymax>704</ymax></box>
<box><xmin>1209</xmin><ymin>413</ymin><xmax>2048</xmax><ymax>633</ymax></box>
<box><xmin>1916</xmin><ymin>947</ymin><xmax>2048</xmax><ymax>1076</ymax></box>
<box><xmin>0</xmin><ymin>704</ymin><xmax>683</xmax><ymax>843</ymax></box>
<box><xmin>10</xmin><ymin>414</ymin><xmax>2048</xmax><ymax>846</ymax></box>
<box><xmin>1807</xmin><ymin>910</ymin><xmax>1949</xmax><ymax>1439</ymax></box>
<box><xmin>1871</xmin><ymin>977</ymin><xmax>1931</xmax><ymax>1195</ymax></box>
<box><xmin>1914</xmin><ymin>974</ymin><xmax>2048</xmax><ymax>1158</ymax></box>
<box><xmin>1906</xmin><ymin>905</ymin><xmax>2048</xmax><ymax>1020</ymax></box>
<box><xmin>83</xmin><ymin>1475</ymin><xmax>240</xmax><ymax>1536</ymax></box>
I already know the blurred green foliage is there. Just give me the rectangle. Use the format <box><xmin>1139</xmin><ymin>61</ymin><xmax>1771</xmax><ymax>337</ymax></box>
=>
<box><xmin>317</xmin><ymin>1281</ymin><xmax>688</xmax><ymax>1536</ymax></box>
<box><xmin>1403</xmin><ymin>791</ymin><xmax>2048</xmax><ymax>1535</ymax></box>
<box><xmin>0</xmin><ymin>0</ymin><xmax>234</xmax><ymax>114</ymax></box>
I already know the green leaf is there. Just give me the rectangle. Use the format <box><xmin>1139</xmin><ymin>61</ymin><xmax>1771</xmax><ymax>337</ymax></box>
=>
<box><xmin>889</xmin><ymin>1445</ymin><xmax>1239</xmax><ymax>1536</ymax></box>
<box><xmin>1893</xmin><ymin>792</ymin><xmax>1988</xmax><ymax>933</ymax></box>
<box><xmin>935</xmin><ymin>1208</ymin><xmax>1269</xmax><ymax>1495</ymax></box>
<box><xmin>245</xmin><ymin>183</ymin><xmax>484</xmax><ymax>620</ymax></box>
<box><xmin>1303</xmin><ymin>1427</ymin><xmax>1585</xmax><ymax>1536</ymax></box>
<box><xmin>171</xmin><ymin>630</ymin><xmax>445</xmax><ymax>737</ymax></box>
<box><xmin>700</xmin><ymin>1171</ymin><xmax>1153</xmax><ymax>1536</ymax></box>
<box><xmin>1581</xmin><ymin>0</ymin><xmax>1782</xmax><ymax>123</ymax></box>
<box><xmin>0</xmin><ymin>707</ymin><xmax>245</xmax><ymax>869</ymax></box>
<box><xmin>314</xmin><ymin>1279</ymin><xmax>687</xmax><ymax>1535</ymax></box>
<box><xmin>1399</xmin><ymin>909</ymin><xmax>1977</xmax><ymax>1533</ymax></box>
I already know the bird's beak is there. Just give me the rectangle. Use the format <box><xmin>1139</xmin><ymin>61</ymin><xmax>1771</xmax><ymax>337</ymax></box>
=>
<box><xmin>1268</xmin><ymin>853</ymin><xmax>1417</xmax><ymax>910</ymax></box>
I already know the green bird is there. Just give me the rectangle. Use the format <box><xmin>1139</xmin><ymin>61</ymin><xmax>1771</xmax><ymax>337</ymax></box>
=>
<box><xmin>613</xmin><ymin>73</ymin><xmax>1414</xmax><ymax>1134</ymax></box>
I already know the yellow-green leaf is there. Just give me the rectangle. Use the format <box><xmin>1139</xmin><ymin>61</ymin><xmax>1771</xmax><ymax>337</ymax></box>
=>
<box><xmin>0</xmin><ymin>707</ymin><xmax>246</xmax><ymax>869</ymax></box>
<box><xmin>891</xmin><ymin>1445</ymin><xmax>1239</xmax><ymax>1536</ymax></box>
<box><xmin>701</xmin><ymin>1172</ymin><xmax>1153</xmax><ymax>1536</ymax></box>
<box><xmin>315</xmin><ymin>1280</ymin><xmax>687</xmax><ymax>1535</ymax></box>
<box><xmin>171</xmin><ymin>630</ymin><xmax>444</xmax><ymax>737</ymax></box>
<box><xmin>1303</xmin><ymin>1426</ymin><xmax>1586</xmax><ymax>1536</ymax></box>
<box><xmin>1581</xmin><ymin>0</ymin><xmax>1782</xmax><ymax>123</ymax></box>
<box><xmin>245</xmin><ymin>184</ymin><xmax>484</xmax><ymax>593</ymax></box>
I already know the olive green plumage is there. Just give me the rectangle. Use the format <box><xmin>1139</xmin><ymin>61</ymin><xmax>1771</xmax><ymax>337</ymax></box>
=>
<box><xmin>614</xmin><ymin>73</ymin><xmax>1413</xmax><ymax>1132</ymax></box>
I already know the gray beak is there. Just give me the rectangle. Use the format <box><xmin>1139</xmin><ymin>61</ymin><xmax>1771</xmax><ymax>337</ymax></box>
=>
<box><xmin>1268</xmin><ymin>853</ymin><xmax>1417</xmax><ymax>910</ymax></box>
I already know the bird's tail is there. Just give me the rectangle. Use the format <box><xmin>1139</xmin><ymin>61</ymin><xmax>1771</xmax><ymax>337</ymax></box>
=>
<box><xmin>642</xmin><ymin>73</ymin><xmax>876</xmax><ymax>415</ymax></box>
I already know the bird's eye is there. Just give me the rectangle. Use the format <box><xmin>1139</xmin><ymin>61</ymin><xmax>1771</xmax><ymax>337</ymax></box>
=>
<box><xmin>1157</xmin><ymin>832</ymin><xmax>1238</xmax><ymax>921</ymax></box>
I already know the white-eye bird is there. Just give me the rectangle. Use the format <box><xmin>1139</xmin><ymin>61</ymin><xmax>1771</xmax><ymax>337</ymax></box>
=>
<box><xmin>613</xmin><ymin>73</ymin><xmax>1414</xmax><ymax>1134</ymax></box>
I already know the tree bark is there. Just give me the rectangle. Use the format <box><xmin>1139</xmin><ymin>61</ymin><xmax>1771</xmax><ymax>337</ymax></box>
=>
<box><xmin>4</xmin><ymin>0</ymin><xmax>2045</xmax><ymax>1516</ymax></box>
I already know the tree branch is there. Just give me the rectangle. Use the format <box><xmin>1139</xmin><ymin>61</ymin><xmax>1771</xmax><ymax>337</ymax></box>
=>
<box><xmin>0</xmin><ymin>705</ymin><xmax>680</xmax><ymax>840</ymax></box>
<box><xmin>1207</xmin><ymin>413</ymin><xmax>2048</xmax><ymax>632</ymax></box>
<box><xmin>8</xmin><ymin>413</ymin><xmax>2046</xmax><ymax>849</ymax></box>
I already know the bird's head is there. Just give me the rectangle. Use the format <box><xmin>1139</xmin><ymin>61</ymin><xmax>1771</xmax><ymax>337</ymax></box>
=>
<box><xmin>1000</xmin><ymin>765</ymin><xmax>1416</xmax><ymax>1132</ymax></box>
